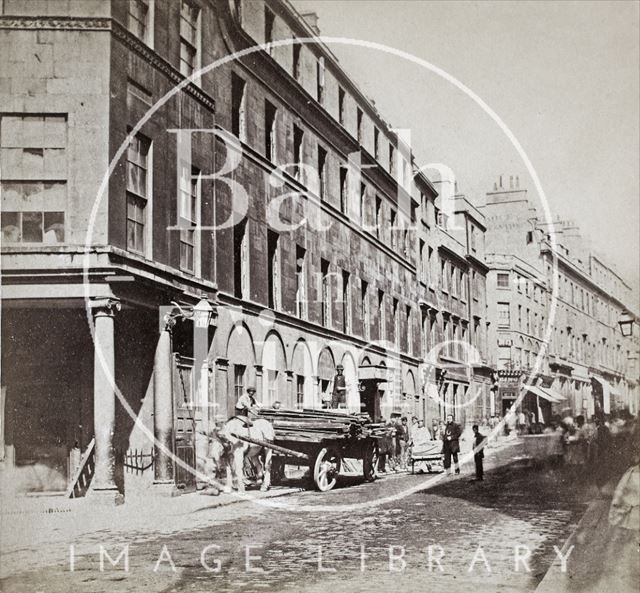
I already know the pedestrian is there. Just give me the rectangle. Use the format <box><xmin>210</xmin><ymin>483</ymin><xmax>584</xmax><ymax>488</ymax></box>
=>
<box><xmin>330</xmin><ymin>365</ymin><xmax>346</xmax><ymax>409</ymax></box>
<box><xmin>442</xmin><ymin>414</ymin><xmax>461</xmax><ymax>475</ymax></box>
<box><xmin>396</xmin><ymin>417</ymin><xmax>409</xmax><ymax>470</ymax></box>
<box><xmin>593</xmin><ymin>416</ymin><xmax>613</xmax><ymax>491</ymax></box>
<box><xmin>472</xmin><ymin>424</ymin><xmax>486</xmax><ymax>481</ymax></box>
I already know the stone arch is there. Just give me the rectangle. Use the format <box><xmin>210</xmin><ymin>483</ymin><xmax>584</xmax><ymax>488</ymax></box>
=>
<box><xmin>404</xmin><ymin>369</ymin><xmax>417</xmax><ymax>417</ymax></box>
<box><xmin>318</xmin><ymin>346</ymin><xmax>336</xmax><ymax>405</ymax></box>
<box><xmin>291</xmin><ymin>339</ymin><xmax>315</xmax><ymax>408</ymax></box>
<box><xmin>226</xmin><ymin>323</ymin><xmax>257</xmax><ymax>409</ymax></box>
<box><xmin>261</xmin><ymin>331</ymin><xmax>288</xmax><ymax>406</ymax></box>
<box><xmin>341</xmin><ymin>351</ymin><xmax>359</xmax><ymax>413</ymax></box>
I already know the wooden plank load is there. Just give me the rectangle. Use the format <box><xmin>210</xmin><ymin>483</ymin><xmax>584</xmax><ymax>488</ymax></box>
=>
<box><xmin>257</xmin><ymin>408</ymin><xmax>385</xmax><ymax>442</ymax></box>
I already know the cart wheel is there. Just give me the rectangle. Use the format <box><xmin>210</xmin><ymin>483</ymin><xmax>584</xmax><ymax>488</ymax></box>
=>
<box><xmin>363</xmin><ymin>441</ymin><xmax>379</xmax><ymax>482</ymax></box>
<box><xmin>313</xmin><ymin>447</ymin><xmax>341</xmax><ymax>492</ymax></box>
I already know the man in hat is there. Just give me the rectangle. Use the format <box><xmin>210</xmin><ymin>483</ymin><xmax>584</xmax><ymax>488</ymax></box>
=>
<box><xmin>236</xmin><ymin>385</ymin><xmax>260</xmax><ymax>420</ymax></box>
<box><xmin>331</xmin><ymin>365</ymin><xmax>347</xmax><ymax>409</ymax></box>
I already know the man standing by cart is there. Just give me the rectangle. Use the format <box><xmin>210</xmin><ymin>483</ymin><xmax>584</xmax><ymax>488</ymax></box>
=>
<box><xmin>442</xmin><ymin>414</ymin><xmax>461</xmax><ymax>475</ymax></box>
<box><xmin>331</xmin><ymin>365</ymin><xmax>347</xmax><ymax>409</ymax></box>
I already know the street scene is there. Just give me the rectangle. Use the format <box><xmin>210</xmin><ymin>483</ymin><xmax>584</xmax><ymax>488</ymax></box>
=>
<box><xmin>1</xmin><ymin>433</ymin><xmax>636</xmax><ymax>593</ymax></box>
<box><xmin>1</xmin><ymin>0</ymin><xmax>639</xmax><ymax>592</ymax></box>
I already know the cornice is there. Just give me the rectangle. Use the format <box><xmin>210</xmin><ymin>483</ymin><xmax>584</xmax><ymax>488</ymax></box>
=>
<box><xmin>0</xmin><ymin>16</ymin><xmax>215</xmax><ymax>113</ymax></box>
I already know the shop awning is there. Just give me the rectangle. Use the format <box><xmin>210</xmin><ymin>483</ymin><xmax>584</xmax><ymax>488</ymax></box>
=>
<box><xmin>591</xmin><ymin>376</ymin><xmax>619</xmax><ymax>413</ymax></box>
<box><xmin>523</xmin><ymin>385</ymin><xmax>564</xmax><ymax>403</ymax></box>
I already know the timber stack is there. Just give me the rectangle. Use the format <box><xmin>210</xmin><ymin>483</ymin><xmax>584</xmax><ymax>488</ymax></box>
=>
<box><xmin>257</xmin><ymin>408</ymin><xmax>387</xmax><ymax>441</ymax></box>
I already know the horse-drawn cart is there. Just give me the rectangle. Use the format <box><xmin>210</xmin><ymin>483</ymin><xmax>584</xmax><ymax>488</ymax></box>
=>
<box><xmin>246</xmin><ymin>408</ymin><xmax>384</xmax><ymax>491</ymax></box>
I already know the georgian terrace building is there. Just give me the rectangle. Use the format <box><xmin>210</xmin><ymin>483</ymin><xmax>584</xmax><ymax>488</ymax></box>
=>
<box><xmin>0</xmin><ymin>0</ymin><xmax>490</xmax><ymax>498</ymax></box>
<box><xmin>482</xmin><ymin>177</ymin><xmax>639</xmax><ymax>423</ymax></box>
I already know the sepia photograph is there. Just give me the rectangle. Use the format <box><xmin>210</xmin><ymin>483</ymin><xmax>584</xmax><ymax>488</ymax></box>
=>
<box><xmin>0</xmin><ymin>1</ymin><xmax>638</xmax><ymax>592</ymax></box>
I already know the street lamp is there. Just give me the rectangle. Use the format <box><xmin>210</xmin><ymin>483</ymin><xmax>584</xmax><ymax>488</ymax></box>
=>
<box><xmin>618</xmin><ymin>310</ymin><xmax>634</xmax><ymax>337</ymax></box>
<box><xmin>193</xmin><ymin>295</ymin><xmax>214</xmax><ymax>329</ymax></box>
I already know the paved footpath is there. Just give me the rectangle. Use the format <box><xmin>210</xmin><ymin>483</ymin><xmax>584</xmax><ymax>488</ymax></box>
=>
<box><xmin>1</xmin><ymin>440</ymin><xmax>610</xmax><ymax>593</ymax></box>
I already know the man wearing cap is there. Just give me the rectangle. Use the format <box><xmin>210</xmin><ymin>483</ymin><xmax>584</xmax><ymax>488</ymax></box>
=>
<box><xmin>236</xmin><ymin>385</ymin><xmax>260</xmax><ymax>419</ymax></box>
<box><xmin>331</xmin><ymin>365</ymin><xmax>347</xmax><ymax>409</ymax></box>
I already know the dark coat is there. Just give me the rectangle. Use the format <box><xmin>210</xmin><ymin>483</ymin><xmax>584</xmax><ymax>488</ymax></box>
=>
<box><xmin>474</xmin><ymin>432</ymin><xmax>486</xmax><ymax>458</ymax></box>
<box><xmin>443</xmin><ymin>422</ymin><xmax>461</xmax><ymax>454</ymax></box>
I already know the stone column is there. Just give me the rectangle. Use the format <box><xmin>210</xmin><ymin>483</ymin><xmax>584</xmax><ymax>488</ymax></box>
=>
<box><xmin>90</xmin><ymin>298</ymin><xmax>121</xmax><ymax>502</ymax></box>
<box><xmin>153</xmin><ymin>320</ymin><xmax>175</xmax><ymax>489</ymax></box>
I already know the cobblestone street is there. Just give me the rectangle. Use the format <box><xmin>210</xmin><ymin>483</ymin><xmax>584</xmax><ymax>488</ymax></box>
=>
<box><xmin>1</xmin><ymin>443</ymin><xmax>602</xmax><ymax>593</ymax></box>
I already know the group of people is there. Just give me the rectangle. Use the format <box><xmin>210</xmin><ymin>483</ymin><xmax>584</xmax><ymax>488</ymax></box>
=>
<box><xmin>377</xmin><ymin>414</ymin><xmax>487</xmax><ymax>481</ymax></box>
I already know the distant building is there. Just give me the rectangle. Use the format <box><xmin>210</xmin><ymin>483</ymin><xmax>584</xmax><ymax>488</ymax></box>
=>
<box><xmin>481</xmin><ymin>176</ymin><xmax>639</xmax><ymax>423</ymax></box>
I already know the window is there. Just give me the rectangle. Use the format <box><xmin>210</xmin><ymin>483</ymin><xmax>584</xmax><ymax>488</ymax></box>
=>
<box><xmin>264</xmin><ymin>99</ymin><xmax>277</xmax><ymax>162</ymax></box>
<box><xmin>234</xmin><ymin>364</ymin><xmax>246</xmax><ymax>402</ymax></box>
<box><xmin>390</xmin><ymin>209</ymin><xmax>397</xmax><ymax>248</ymax></box>
<box><xmin>360</xmin><ymin>183</ymin><xmax>366</xmax><ymax>226</ymax></box>
<box><xmin>375</xmin><ymin>196</ymin><xmax>382</xmax><ymax>238</ymax></box>
<box><xmin>450</xmin><ymin>265</ymin><xmax>456</xmax><ymax>297</ymax></box>
<box><xmin>317</xmin><ymin>145</ymin><xmax>327</xmax><ymax>199</ymax></box>
<box><xmin>127</xmin><ymin>0</ymin><xmax>152</xmax><ymax>45</ymax></box>
<box><xmin>266</xmin><ymin>369</ymin><xmax>278</xmax><ymax>405</ymax></box>
<box><xmin>361</xmin><ymin>280</ymin><xmax>370</xmax><ymax>340</ymax></box>
<box><xmin>392</xmin><ymin>298</ymin><xmax>399</xmax><ymax>349</ymax></box>
<box><xmin>470</xmin><ymin>225</ymin><xmax>477</xmax><ymax>251</ymax></box>
<box><xmin>441</xmin><ymin>260</ymin><xmax>447</xmax><ymax>292</ymax></box>
<box><xmin>231</xmin><ymin>73</ymin><xmax>247</xmax><ymax>142</ymax></box>
<box><xmin>406</xmin><ymin>305</ymin><xmax>413</xmax><ymax>355</ymax></box>
<box><xmin>374</xmin><ymin>127</ymin><xmax>380</xmax><ymax>159</ymax></box>
<box><xmin>292</xmin><ymin>43</ymin><xmax>301</xmax><ymax>80</ymax></box>
<box><xmin>178</xmin><ymin>166</ymin><xmax>200</xmax><ymax>274</ymax></box>
<box><xmin>264</xmin><ymin>7</ymin><xmax>275</xmax><ymax>53</ymax></box>
<box><xmin>321</xmin><ymin>259</ymin><xmax>331</xmax><ymax>327</ymax></box>
<box><xmin>388</xmin><ymin>144</ymin><xmax>395</xmax><ymax>174</ymax></box>
<box><xmin>1</xmin><ymin>115</ymin><xmax>67</xmax><ymax>244</ymax></box>
<box><xmin>339</xmin><ymin>165</ymin><xmax>348</xmax><ymax>214</ymax></box>
<box><xmin>526</xmin><ymin>308</ymin><xmax>530</xmax><ymax>333</ymax></box>
<box><xmin>378</xmin><ymin>289</ymin><xmax>386</xmax><ymax>341</ymax></box>
<box><xmin>356</xmin><ymin>108</ymin><xmax>363</xmax><ymax>143</ymax></box>
<box><xmin>338</xmin><ymin>87</ymin><xmax>346</xmax><ymax>125</ymax></box>
<box><xmin>126</xmin><ymin>132</ymin><xmax>151</xmax><ymax>254</ymax></box>
<box><xmin>316</xmin><ymin>56</ymin><xmax>325</xmax><ymax>103</ymax></box>
<box><xmin>497</xmin><ymin>302</ymin><xmax>510</xmax><ymax>327</ymax></box>
<box><xmin>526</xmin><ymin>230</ymin><xmax>533</xmax><ymax>244</ymax></box>
<box><xmin>296</xmin><ymin>375</ymin><xmax>305</xmax><ymax>408</ymax></box>
<box><xmin>419</xmin><ymin>239</ymin><xmax>426</xmax><ymax>282</ymax></box>
<box><xmin>428</xmin><ymin>247</ymin><xmax>434</xmax><ymax>285</ymax></box>
<box><xmin>342</xmin><ymin>270</ymin><xmax>351</xmax><ymax>333</ymax></box>
<box><xmin>518</xmin><ymin>304</ymin><xmax>522</xmax><ymax>329</ymax></box>
<box><xmin>460</xmin><ymin>271</ymin><xmax>467</xmax><ymax>302</ymax></box>
<box><xmin>179</xmin><ymin>1</ymin><xmax>199</xmax><ymax>78</ymax></box>
<box><xmin>267</xmin><ymin>230</ymin><xmax>280</xmax><ymax>309</ymax></box>
<box><xmin>497</xmin><ymin>272</ymin><xmax>510</xmax><ymax>289</ymax></box>
<box><xmin>295</xmin><ymin>245</ymin><xmax>307</xmax><ymax>319</ymax></box>
<box><xmin>233</xmin><ymin>218</ymin><xmax>249</xmax><ymax>298</ymax></box>
<box><xmin>497</xmin><ymin>346</ymin><xmax>511</xmax><ymax>370</ymax></box>
<box><xmin>293</xmin><ymin>124</ymin><xmax>303</xmax><ymax>181</ymax></box>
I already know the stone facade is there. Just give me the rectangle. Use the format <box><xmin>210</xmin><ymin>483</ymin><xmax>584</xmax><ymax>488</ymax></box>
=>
<box><xmin>0</xmin><ymin>0</ymin><xmax>492</xmax><ymax>497</ymax></box>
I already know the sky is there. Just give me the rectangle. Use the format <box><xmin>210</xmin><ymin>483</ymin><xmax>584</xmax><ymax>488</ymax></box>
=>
<box><xmin>294</xmin><ymin>0</ymin><xmax>640</xmax><ymax>297</ymax></box>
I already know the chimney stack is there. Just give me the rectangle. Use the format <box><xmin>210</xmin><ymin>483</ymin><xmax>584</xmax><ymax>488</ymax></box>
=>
<box><xmin>301</xmin><ymin>11</ymin><xmax>320</xmax><ymax>35</ymax></box>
